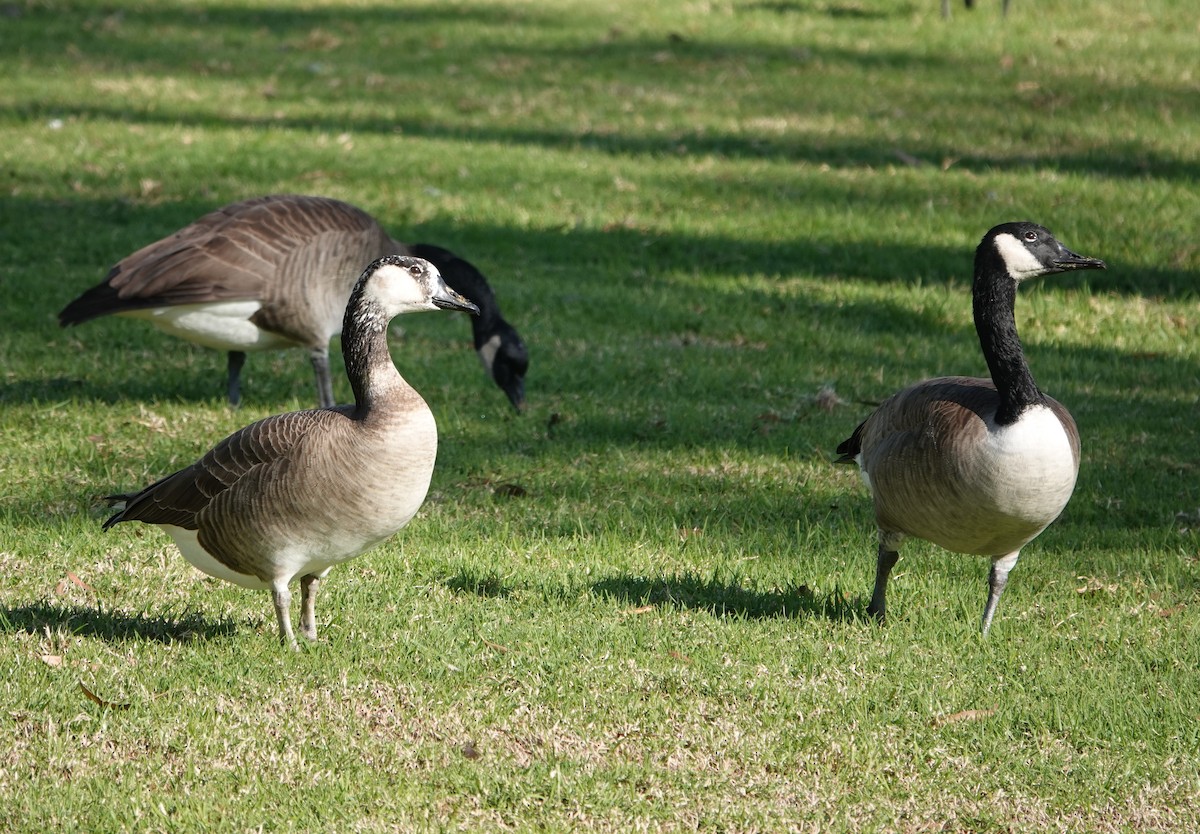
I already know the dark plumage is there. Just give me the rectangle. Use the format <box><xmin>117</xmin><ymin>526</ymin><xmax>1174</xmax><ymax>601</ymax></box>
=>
<box><xmin>58</xmin><ymin>194</ymin><xmax>527</xmax><ymax>410</ymax></box>
<box><xmin>836</xmin><ymin>222</ymin><xmax>1105</xmax><ymax>633</ymax></box>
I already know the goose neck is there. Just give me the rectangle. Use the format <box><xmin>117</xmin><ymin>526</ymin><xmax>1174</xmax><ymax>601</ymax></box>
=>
<box><xmin>341</xmin><ymin>293</ymin><xmax>405</xmax><ymax>413</ymax></box>
<box><xmin>972</xmin><ymin>269</ymin><xmax>1042</xmax><ymax>425</ymax></box>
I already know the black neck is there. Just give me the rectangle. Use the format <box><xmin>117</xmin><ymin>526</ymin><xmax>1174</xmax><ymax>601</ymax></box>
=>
<box><xmin>972</xmin><ymin>258</ymin><xmax>1043</xmax><ymax>425</ymax></box>
<box><xmin>341</xmin><ymin>283</ymin><xmax>400</xmax><ymax>413</ymax></box>
<box><xmin>408</xmin><ymin>245</ymin><xmax>502</xmax><ymax>343</ymax></box>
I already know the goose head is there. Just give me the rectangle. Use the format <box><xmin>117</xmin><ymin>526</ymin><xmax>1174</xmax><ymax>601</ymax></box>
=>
<box><xmin>407</xmin><ymin>243</ymin><xmax>529</xmax><ymax>412</ymax></box>
<box><xmin>984</xmin><ymin>222</ymin><xmax>1107</xmax><ymax>284</ymax></box>
<box><xmin>352</xmin><ymin>255</ymin><xmax>479</xmax><ymax>329</ymax></box>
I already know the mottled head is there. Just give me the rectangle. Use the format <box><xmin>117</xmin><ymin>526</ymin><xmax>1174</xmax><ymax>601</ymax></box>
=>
<box><xmin>981</xmin><ymin>222</ymin><xmax>1106</xmax><ymax>283</ymax></box>
<box><xmin>351</xmin><ymin>255</ymin><xmax>479</xmax><ymax>332</ymax></box>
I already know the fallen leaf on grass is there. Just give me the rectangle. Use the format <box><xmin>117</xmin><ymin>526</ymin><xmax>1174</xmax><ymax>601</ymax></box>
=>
<box><xmin>1157</xmin><ymin>604</ymin><xmax>1186</xmax><ymax>618</ymax></box>
<box><xmin>667</xmin><ymin>650</ymin><xmax>692</xmax><ymax>664</ymax></box>
<box><xmin>40</xmin><ymin>655</ymin><xmax>62</xmax><ymax>667</ymax></box>
<box><xmin>482</xmin><ymin>639</ymin><xmax>510</xmax><ymax>654</ymax></box>
<box><xmin>67</xmin><ymin>571</ymin><xmax>95</xmax><ymax>593</ymax></box>
<box><xmin>931</xmin><ymin>706</ymin><xmax>997</xmax><ymax>728</ymax></box>
<box><xmin>626</xmin><ymin>605</ymin><xmax>655</xmax><ymax>615</ymax></box>
<box><xmin>461</xmin><ymin>740</ymin><xmax>480</xmax><ymax>760</ymax></box>
<box><xmin>57</xmin><ymin>572</ymin><xmax>96</xmax><ymax>596</ymax></box>
<box><xmin>79</xmin><ymin>681</ymin><xmax>130</xmax><ymax>711</ymax></box>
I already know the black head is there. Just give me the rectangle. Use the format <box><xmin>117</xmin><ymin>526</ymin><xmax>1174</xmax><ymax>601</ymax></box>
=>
<box><xmin>408</xmin><ymin>243</ymin><xmax>529</xmax><ymax>412</ymax></box>
<box><xmin>979</xmin><ymin>222</ymin><xmax>1106</xmax><ymax>283</ymax></box>
<box><xmin>486</xmin><ymin>321</ymin><xmax>529</xmax><ymax>412</ymax></box>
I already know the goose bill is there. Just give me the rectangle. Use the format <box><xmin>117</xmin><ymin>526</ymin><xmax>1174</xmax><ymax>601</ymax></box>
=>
<box><xmin>433</xmin><ymin>289</ymin><xmax>480</xmax><ymax>315</ymax></box>
<box><xmin>1051</xmin><ymin>251</ymin><xmax>1106</xmax><ymax>272</ymax></box>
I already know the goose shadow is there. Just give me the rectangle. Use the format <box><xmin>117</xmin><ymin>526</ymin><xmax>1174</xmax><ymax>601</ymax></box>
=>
<box><xmin>591</xmin><ymin>572</ymin><xmax>861</xmax><ymax>622</ymax></box>
<box><xmin>443</xmin><ymin>566</ymin><xmax>861</xmax><ymax>621</ymax></box>
<box><xmin>0</xmin><ymin>600</ymin><xmax>239</xmax><ymax>644</ymax></box>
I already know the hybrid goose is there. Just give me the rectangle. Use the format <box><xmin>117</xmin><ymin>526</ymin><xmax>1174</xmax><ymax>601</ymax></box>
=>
<box><xmin>102</xmin><ymin>255</ymin><xmax>479</xmax><ymax>648</ymax></box>
<box><xmin>58</xmin><ymin>194</ymin><xmax>528</xmax><ymax>411</ymax></box>
<box><xmin>835</xmin><ymin>222</ymin><xmax>1104</xmax><ymax>634</ymax></box>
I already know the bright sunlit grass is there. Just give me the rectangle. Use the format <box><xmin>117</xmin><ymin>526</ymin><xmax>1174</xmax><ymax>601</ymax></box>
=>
<box><xmin>2</xmin><ymin>0</ymin><xmax>1198</xmax><ymax>831</ymax></box>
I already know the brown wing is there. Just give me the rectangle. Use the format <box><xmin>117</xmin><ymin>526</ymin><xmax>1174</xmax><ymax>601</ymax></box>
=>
<box><xmin>58</xmin><ymin>195</ymin><xmax>395</xmax><ymax>330</ymax></box>
<box><xmin>103</xmin><ymin>407</ymin><xmax>352</xmax><ymax>531</ymax></box>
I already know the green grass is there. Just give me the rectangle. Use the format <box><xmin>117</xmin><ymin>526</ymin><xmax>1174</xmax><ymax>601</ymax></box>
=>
<box><xmin>2</xmin><ymin>0</ymin><xmax>1199</xmax><ymax>830</ymax></box>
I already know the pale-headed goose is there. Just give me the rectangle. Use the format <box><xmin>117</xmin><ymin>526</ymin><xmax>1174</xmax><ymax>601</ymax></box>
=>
<box><xmin>836</xmin><ymin>222</ymin><xmax>1105</xmax><ymax>633</ymax></box>
<box><xmin>102</xmin><ymin>255</ymin><xmax>479</xmax><ymax>648</ymax></box>
<box><xmin>58</xmin><ymin>194</ymin><xmax>528</xmax><ymax>411</ymax></box>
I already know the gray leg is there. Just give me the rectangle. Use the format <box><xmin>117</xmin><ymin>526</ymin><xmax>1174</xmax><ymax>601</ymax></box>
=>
<box><xmin>941</xmin><ymin>0</ymin><xmax>951</xmax><ymax>18</ymax></box>
<box><xmin>981</xmin><ymin>551</ymin><xmax>1020</xmax><ymax>635</ymax></box>
<box><xmin>867</xmin><ymin>542</ymin><xmax>901</xmax><ymax>623</ymax></box>
<box><xmin>299</xmin><ymin>573</ymin><xmax>320</xmax><ymax>641</ymax></box>
<box><xmin>271</xmin><ymin>580</ymin><xmax>299</xmax><ymax>650</ymax></box>
<box><xmin>310</xmin><ymin>348</ymin><xmax>334</xmax><ymax>408</ymax></box>
<box><xmin>227</xmin><ymin>351</ymin><xmax>247</xmax><ymax>407</ymax></box>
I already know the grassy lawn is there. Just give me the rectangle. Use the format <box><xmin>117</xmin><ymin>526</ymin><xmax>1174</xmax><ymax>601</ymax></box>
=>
<box><xmin>2</xmin><ymin>0</ymin><xmax>1198</xmax><ymax>830</ymax></box>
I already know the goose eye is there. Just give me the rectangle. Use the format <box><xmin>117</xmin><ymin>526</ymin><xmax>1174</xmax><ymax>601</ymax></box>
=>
<box><xmin>409</xmin><ymin>265</ymin><xmax>422</xmax><ymax>278</ymax></box>
<box><xmin>1024</xmin><ymin>230</ymin><xmax>1038</xmax><ymax>242</ymax></box>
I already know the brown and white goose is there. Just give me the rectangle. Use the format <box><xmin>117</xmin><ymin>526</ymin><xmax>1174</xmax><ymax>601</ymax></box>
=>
<box><xmin>102</xmin><ymin>255</ymin><xmax>479</xmax><ymax>648</ymax></box>
<box><xmin>58</xmin><ymin>194</ymin><xmax>528</xmax><ymax>411</ymax></box>
<box><xmin>835</xmin><ymin>222</ymin><xmax>1105</xmax><ymax>634</ymax></box>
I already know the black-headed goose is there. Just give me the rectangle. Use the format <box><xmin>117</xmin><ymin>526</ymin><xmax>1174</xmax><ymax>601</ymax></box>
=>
<box><xmin>836</xmin><ymin>222</ymin><xmax>1104</xmax><ymax>634</ymax></box>
<box><xmin>102</xmin><ymin>255</ymin><xmax>479</xmax><ymax>648</ymax></box>
<box><xmin>58</xmin><ymin>194</ymin><xmax>527</xmax><ymax>411</ymax></box>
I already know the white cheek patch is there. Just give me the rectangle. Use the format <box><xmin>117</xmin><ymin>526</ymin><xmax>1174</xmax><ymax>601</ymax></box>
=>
<box><xmin>366</xmin><ymin>263</ymin><xmax>437</xmax><ymax>313</ymax></box>
<box><xmin>992</xmin><ymin>233</ymin><xmax>1049</xmax><ymax>281</ymax></box>
<box><xmin>477</xmin><ymin>333</ymin><xmax>501</xmax><ymax>374</ymax></box>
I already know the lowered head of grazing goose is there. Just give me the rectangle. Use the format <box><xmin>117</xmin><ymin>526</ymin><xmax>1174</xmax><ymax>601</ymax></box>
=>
<box><xmin>57</xmin><ymin>194</ymin><xmax>527</xmax><ymax>411</ymax></box>
<box><xmin>836</xmin><ymin>222</ymin><xmax>1105</xmax><ymax>634</ymax></box>
<box><xmin>103</xmin><ymin>254</ymin><xmax>479</xmax><ymax>648</ymax></box>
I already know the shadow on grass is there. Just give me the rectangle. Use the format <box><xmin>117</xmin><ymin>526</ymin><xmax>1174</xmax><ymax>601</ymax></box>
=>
<box><xmin>444</xmin><ymin>569</ymin><xmax>516</xmax><ymax>599</ymax></box>
<box><xmin>597</xmin><ymin>572</ymin><xmax>863</xmax><ymax>622</ymax></box>
<box><xmin>592</xmin><ymin>573</ymin><xmax>862</xmax><ymax>622</ymax></box>
<box><xmin>0</xmin><ymin>600</ymin><xmax>239</xmax><ymax>644</ymax></box>
<box><xmin>444</xmin><ymin>565</ymin><xmax>863</xmax><ymax>621</ymax></box>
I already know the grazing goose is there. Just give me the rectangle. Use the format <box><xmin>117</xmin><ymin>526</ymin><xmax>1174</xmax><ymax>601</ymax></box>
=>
<box><xmin>102</xmin><ymin>255</ymin><xmax>479</xmax><ymax>648</ymax></box>
<box><xmin>58</xmin><ymin>194</ymin><xmax>528</xmax><ymax>411</ymax></box>
<box><xmin>835</xmin><ymin>222</ymin><xmax>1104</xmax><ymax>634</ymax></box>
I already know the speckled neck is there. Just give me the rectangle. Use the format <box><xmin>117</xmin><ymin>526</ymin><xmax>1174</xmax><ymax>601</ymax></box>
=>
<box><xmin>341</xmin><ymin>279</ymin><xmax>404</xmax><ymax>414</ymax></box>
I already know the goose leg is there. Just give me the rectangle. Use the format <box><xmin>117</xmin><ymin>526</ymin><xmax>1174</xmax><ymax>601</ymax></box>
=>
<box><xmin>867</xmin><ymin>539</ymin><xmax>901</xmax><ymax>623</ymax></box>
<box><xmin>981</xmin><ymin>551</ymin><xmax>1020</xmax><ymax>635</ymax></box>
<box><xmin>310</xmin><ymin>347</ymin><xmax>334</xmax><ymax>408</ymax></box>
<box><xmin>271</xmin><ymin>580</ymin><xmax>299</xmax><ymax>650</ymax></box>
<box><xmin>227</xmin><ymin>350</ymin><xmax>247</xmax><ymax>407</ymax></box>
<box><xmin>299</xmin><ymin>573</ymin><xmax>320</xmax><ymax>641</ymax></box>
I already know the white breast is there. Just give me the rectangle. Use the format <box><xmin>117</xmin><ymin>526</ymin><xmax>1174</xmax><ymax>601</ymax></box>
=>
<box><xmin>982</xmin><ymin>404</ymin><xmax>1078</xmax><ymax>517</ymax></box>
<box><xmin>122</xmin><ymin>301</ymin><xmax>298</xmax><ymax>352</ymax></box>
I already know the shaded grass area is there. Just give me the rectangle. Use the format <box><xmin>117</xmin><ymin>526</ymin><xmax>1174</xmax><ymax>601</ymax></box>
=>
<box><xmin>2</xmin><ymin>0</ymin><xmax>1199</xmax><ymax>831</ymax></box>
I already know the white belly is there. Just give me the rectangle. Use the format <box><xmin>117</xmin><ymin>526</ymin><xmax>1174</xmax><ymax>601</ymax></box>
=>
<box><xmin>122</xmin><ymin>301</ymin><xmax>297</xmax><ymax>352</ymax></box>
<box><xmin>162</xmin><ymin>524</ymin><xmax>269</xmax><ymax>589</ymax></box>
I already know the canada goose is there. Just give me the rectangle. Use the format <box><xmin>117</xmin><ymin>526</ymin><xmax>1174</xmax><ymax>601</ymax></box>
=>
<box><xmin>102</xmin><ymin>255</ymin><xmax>479</xmax><ymax>648</ymax></box>
<box><xmin>57</xmin><ymin>194</ymin><xmax>528</xmax><ymax>411</ymax></box>
<box><xmin>835</xmin><ymin>222</ymin><xmax>1104</xmax><ymax>634</ymax></box>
